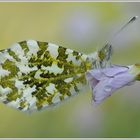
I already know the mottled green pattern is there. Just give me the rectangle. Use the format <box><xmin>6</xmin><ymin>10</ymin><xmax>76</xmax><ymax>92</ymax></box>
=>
<box><xmin>0</xmin><ymin>40</ymin><xmax>92</xmax><ymax>112</ymax></box>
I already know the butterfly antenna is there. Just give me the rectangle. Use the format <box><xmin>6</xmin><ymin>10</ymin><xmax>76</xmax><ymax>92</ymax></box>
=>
<box><xmin>98</xmin><ymin>16</ymin><xmax>138</xmax><ymax>68</ymax></box>
<box><xmin>108</xmin><ymin>16</ymin><xmax>138</xmax><ymax>45</ymax></box>
<box><xmin>89</xmin><ymin>16</ymin><xmax>139</xmax><ymax>69</ymax></box>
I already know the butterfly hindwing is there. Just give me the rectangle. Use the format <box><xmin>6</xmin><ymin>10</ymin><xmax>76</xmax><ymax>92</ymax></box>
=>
<box><xmin>0</xmin><ymin>40</ymin><xmax>92</xmax><ymax>112</ymax></box>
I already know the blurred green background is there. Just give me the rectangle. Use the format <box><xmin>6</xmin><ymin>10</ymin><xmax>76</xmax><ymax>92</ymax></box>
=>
<box><xmin>0</xmin><ymin>2</ymin><xmax>140</xmax><ymax>138</ymax></box>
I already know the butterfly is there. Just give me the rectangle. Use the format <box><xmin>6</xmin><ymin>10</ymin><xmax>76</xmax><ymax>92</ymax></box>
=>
<box><xmin>0</xmin><ymin>16</ymin><xmax>137</xmax><ymax>113</ymax></box>
<box><xmin>0</xmin><ymin>39</ymin><xmax>112</xmax><ymax>112</ymax></box>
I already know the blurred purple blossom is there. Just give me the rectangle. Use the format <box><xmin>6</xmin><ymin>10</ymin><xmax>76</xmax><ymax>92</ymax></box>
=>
<box><xmin>86</xmin><ymin>64</ymin><xmax>140</xmax><ymax>105</ymax></box>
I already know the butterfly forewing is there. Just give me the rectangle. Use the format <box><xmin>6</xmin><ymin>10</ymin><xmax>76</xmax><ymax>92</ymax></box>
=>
<box><xmin>0</xmin><ymin>40</ymin><xmax>92</xmax><ymax>112</ymax></box>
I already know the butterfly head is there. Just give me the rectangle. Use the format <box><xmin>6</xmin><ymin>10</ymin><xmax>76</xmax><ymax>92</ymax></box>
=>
<box><xmin>89</xmin><ymin>43</ymin><xmax>113</xmax><ymax>69</ymax></box>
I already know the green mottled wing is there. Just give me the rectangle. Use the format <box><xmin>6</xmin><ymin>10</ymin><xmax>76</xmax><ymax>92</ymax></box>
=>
<box><xmin>0</xmin><ymin>40</ymin><xmax>92</xmax><ymax>112</ymax></box>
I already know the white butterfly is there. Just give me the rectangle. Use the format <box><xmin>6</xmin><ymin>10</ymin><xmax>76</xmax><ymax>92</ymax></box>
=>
<box><xmin>0</xmin><ymin>16</ymin><xmax>138</xmax><ymax>113</ymax></box>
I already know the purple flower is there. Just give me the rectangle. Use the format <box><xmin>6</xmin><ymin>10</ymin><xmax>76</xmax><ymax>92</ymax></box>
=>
<box><xmin>86</xmin><ymin>64</ymin><xmax>140</xmax><ymax>105</ymax></box>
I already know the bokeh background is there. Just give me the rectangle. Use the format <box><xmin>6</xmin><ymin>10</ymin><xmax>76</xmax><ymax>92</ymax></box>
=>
<box><xmin>0</xmin><ymin>2</ymin><xmax>140</xmax><ymax>138</ymax></box>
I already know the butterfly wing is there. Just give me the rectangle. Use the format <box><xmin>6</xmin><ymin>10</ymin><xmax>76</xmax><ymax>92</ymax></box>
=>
<box><xmin>98</xmin><ymin>43</ymin><xmax>113</xmax><ymax>68</ymax></box>
<box><xmin>0</xmin><ymin>40</ymin><xmax>92</xmax><ymax>112</ymax></box>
